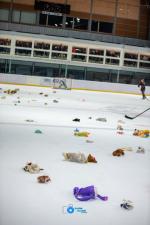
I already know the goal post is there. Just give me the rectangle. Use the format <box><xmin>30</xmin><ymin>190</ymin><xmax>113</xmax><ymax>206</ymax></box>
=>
<box><xmin>52</xmin><ymin>77</ymin><xmax>72</xmax><ymax>90</ymax></box>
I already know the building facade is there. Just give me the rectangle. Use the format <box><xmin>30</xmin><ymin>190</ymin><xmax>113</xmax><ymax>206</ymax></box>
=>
<box><xmin>0</xmin><ymin>0</ymin><xmax>150</xmax><ymax>40</ymax></box>
<box><xmin>0</xmin><ymin>0</ymin><xmax>150</xmax><ymax>87</ymax></box>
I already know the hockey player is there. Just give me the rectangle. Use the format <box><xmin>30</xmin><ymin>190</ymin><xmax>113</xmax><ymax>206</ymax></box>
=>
<box><xmin>138</xmin><ymin>79</ymin><xmax>146</xmax><ymax>99</ymax></box>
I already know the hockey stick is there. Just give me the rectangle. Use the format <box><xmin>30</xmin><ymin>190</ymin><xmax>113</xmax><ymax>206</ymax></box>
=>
<box><xmin>125</xmin><ymin>107</ymin><xmax>150</xmax><ymax>119</ymax></box>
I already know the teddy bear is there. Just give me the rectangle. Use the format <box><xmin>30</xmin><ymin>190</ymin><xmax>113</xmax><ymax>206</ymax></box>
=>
<box><xmin>133</xmin><ymin>129</ymin><xmax>149</xmax><ymax>137</ymax></box>
<box><xmin>87</xmin><ymin>154</ymin><xmax>97</xmax><ymax>163</ymax></box>
<box><xmin>23</xmin><ymin>162</ymin><xmax>44</xmax><ymax>173</ymax></box>
<box><xmin>112</xmin><ymin>149</ymin><xmax>125</xmax><ymax>156</ymax></box>
<box><xmin>37</xmin><ymin>175</ymin><xmax>51</xmax><ymax>183</ymax></box>
<box><xmin>63</xmin><ymin>152</ymin><xmax>97</xmax><ymax>163</ymax></box>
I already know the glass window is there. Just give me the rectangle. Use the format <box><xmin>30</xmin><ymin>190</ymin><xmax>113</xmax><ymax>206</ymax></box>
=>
<box><xmin>74</xmin><ymin>18</ymin><xmax>88</xmax><ymax>30</ymax></box>
<box><xmin>89</xmin><ymin>56</ymin><xmax>103</xmax><ymax>64</ymax></box>
<box><xmin>16</xmin><ymin>40</ymin><xmax>32</xmax><ymax>48</ymax></box>
<box><xmin>33</xmin><ymin>51</ymin><xmax>49</xmax><ymax>58</ymax></box>
<box><xmin>20</xmin><ymin>11</ymin><xmax>36</xmax><ymax>24</ymax></box>
<box><xmin>0</xmin><ymin>59</ymin><xmax>9</xmax><ymax>73</ymax></box>
<box><xmin>99</xmin><ymin>22</ymin><xmax>113</xmax><ymax>33</ymax></box>
<box><xmin>91</xmin><ymin>20</ymin><xmax>98</xmax><ymax>32</ymax></box>
<box><xmin>33</xmin><ymin>66</ymin><xmax>48</xmax><ymax>76</ymax></box>
<box><xmin>105</xmin><ymin>58</ymin><xmax>120</xmax><ymax>65</ymax></box>
<box><xmin>65</xmin><ymin>17</ymin><xmax>73</xmax><ymax>28</ymax></box>
<box><xmin>39</xmin><ymin>13</ymin><xmax>47</xmax><ymax>25</ymax></box>
<box><xmin>86</xmin><ymin>67</ymin><xmax>117</xmax><ymax>82</ymax></box>
<box><xmin>106</xmin><ymin>50</ymin><xmax>120</xmax><ymax>57</ymax></box>
<box><xmin>0</xmin><ymin>9</ymin><xmax>9</xmax><ymax>21</ymax></box>
<box><xmin>118</xmin><ymin>71</ymin><xmax>135</xmax><ymax>84</ymax></box>
<box><xmin>89</xmin><ymin>49</ymin><xmax>104</xmax><ymax>56</ymax></box>
<box><xmin>72</xmin><ymin>55</ymin><xmax>86</xmax><ymax>62</ymax></box>
<box><xmin>72</xmin><ymin>47</ymin><xmax>87</xmax><ymax>54</ymax></box>
<box><xmin>67</xmin><ymin>65</ymin><xmax>85</xmax><ymax>80</ymax></box>
<box><xmin>33</xmin><ymin>62</ymin><xmax>60</xmax><ymax>77</ymax></box>
<box><xmin>0</xmin><ymin>38</ymin><xmax>11</xmax><ymax>46</ymax></box>
<box><xmin>12</xmin><ymin>10</ymin><xmax>20</xmax><ymax>23</ymax></box>
<box><xmin>124</xmin><ymin>60</ymin><xmax>137</xmax><ymax>67</ymax></box>
<box><xmin>124</xmin><ymin>52</ymin><xmax>138</xmax><ymax>60</ymax></box>
<box><xmin>48</xmin><ymin>15</ymin><xmax>63</xmax><ymax>27</ymax></box>
<box><xmin>34</xmin><ymin>41</ymin><xmax>50</xmax><ymax>50</ymax></box>
<box><xmin>51</xmin><ymin>52</ymin><xmax>67</xmax><ymax>60</ymax></box>
<box><xmin>139</xmin><ymin>62</ymin><xmax>150</xmax><ymax>69</ymax></box>
<box><xmin>52</xmin><ymin>44</ymin><xmax>68</xmax><ymax>52</ymax></box>
<box><xmin>0</xmin><ymin>47</ymin><xmax>10</xmax><ymax>54</ymax></box>
<box><xmin>118</xmin><ymin>71</ymin><xmax>150</xmax><ymax>85</ymax></box>
<box><xmin>11</xmin><ymin>60</ymin><xmax>32</xmax><ymax>75</ymax></box>
<box><xmin>15</xmin><ymin>49</ymin><xmax>31</xmax><ymax>56</ymax></box>
<box><xmin>140</xmin><ymin>55</ymin><xmax>150</xmax><ymax>62</ymax></box>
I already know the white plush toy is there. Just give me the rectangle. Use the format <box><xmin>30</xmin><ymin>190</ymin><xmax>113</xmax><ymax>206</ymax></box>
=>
<box><xmin>136</xmin><ymin>146</ymin><xmax>145</xmax><ymax>153</ymax></box>
<box><xmin>63</xmin><ymin>152</ymin><xmax>87</xmax><ymax>163</ymax></box>
<box><xmin>23</xmin><ymin>162</ymin><xmax>44</xmax><ymax>173</ymax></box>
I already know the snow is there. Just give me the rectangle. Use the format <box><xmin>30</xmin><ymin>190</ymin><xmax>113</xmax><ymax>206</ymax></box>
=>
<box><xmin>0</xmin><ymin>83</ymin><xmax>150</xmax><ymax>225</ymax></box>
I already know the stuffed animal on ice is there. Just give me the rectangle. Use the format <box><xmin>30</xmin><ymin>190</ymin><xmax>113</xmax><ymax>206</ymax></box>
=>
<box><xmin>73</xmin><ymin>185</ymin><xmax>108</xmax><ymax>201</ymax></box>
<box><xmin>74</xmin><ymin>131</ymin><xmax>90</xmax><ymax>137</ymax></box>
<box><xmin>63</xmin><ymin>152</ymin><xmax>97</xmax><ymax>163</ymax></box>
<box><xmin>86</xmin><ymin>139</ymin><xmax>94</xmax><ymax>143</ymax></box>
<box><xmin>37</xmin><ymin>175</ymin><xmax>51</xmax><ymax>183</ymax></box>
<box><xmin>120</xmin><ymin>200</ymin><xmax>133</xmax><ymax>210</ymax></box>
<box><xmin>136</xmin><ymin>146</ymin><xmax>145</xmax><ymax>153</ymax></box>
<box><xmin>117</xmin><ymin>125</ymin><xmax>123</xmax><ymax>130</ymax></box>
<box><xmin>4</xmin><ymin>88</ymin><xmax>19</xmax><ymax>94</ymax></box>
<box><xmin>23</xmin><ymin>162</ymin><xmax>44</xmax><ymax>173</ymax></box>
<box><xmin>112</xmin><ymin>149</ymin><xmax>125</xmax><ymax>156</ymax></box>
<box><xmin>133</xmin><ymin>129</ymin><xmax>149</xmax><ymax>138</ymax></box>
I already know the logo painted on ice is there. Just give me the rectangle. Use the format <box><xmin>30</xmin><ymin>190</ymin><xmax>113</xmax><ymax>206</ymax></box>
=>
<box><xmin>63</xmin><ymin>204</ymin><xmax>87</xmax><ymax>214</ymax></box>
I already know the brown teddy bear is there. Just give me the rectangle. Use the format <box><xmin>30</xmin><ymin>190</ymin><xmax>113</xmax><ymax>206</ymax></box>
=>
<box><xmin>112</xmin><ymin>149</ymin><xmax>125</xmax><ymax>156</ymax></box>
<box><xmin>37</xmin><ymin>175</ymin><xmax>51</xmax><ymax>183</ymax></box>
<box><xmin>87</xmin><ymin>154</ymin><xmax>97</xmax><ymax>163</ymax></box>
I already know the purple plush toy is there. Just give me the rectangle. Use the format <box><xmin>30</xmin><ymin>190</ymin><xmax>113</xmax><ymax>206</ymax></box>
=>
<box><xmin>73</xmin><ymin>185</ymin><xmax>108</xmax><ymax>201</ymax></box>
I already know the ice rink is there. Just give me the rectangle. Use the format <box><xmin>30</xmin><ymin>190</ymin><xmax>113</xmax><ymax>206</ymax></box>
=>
<box><xmin>0</xmin><ymin>83</ymin><xmax>150</xmax><ymax>225</ymax></box>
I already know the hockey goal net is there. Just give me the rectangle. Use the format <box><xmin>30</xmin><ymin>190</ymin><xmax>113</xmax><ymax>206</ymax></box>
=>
<box><xmin>52</xmin><ymin>77</ymin><xmax>72</xmax><ymax>90</ymax></box>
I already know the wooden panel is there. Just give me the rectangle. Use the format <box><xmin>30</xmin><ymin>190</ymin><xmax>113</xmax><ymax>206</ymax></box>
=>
<box><xmin>115</xmin><ymin>18</ymin><xmax>138</xmax><ymax>38</ymax></box>
<box><xmin>69</xmin><ymin>11</ymin><xmax>90</xmax><ymax>19</ymax></box>
<box><xmin>93</xmin><ymin>0</ymin><xmax>116</xmax><ymax>16</ymax></box>
<box><xmin>115</xmin><ymin>30</ymin><xmax>138</xmax><ymax>38</ymax></box>
<box><xmin>0</xmin><ymin>2</ymin><xmax>10</xmax><ymax>8</ymax></box>
<box><xmin>117</xmin><ymin>3</ymin><xmax>139</xmax><ymax>20</ymax></box>
<box><xmin>12</xmin><ymin>4</ymin><xmax>35</xmax><ymax>11</ymax></box>
<box><xmin>138</xmin><ymin>6</ymin><xmax>150</xmax><ymax>40</ymax></box>
<box><xmin>92</xmin><ymin>14</ymin><xmax>114</xmax><ymax>22</ymax></box>
<box><xmin>117</xmin><ymin>18</ymin><xmax>138</xmax><ymax>25</ymax></box>
<box><xmin>67</xmin><ymin>0</ymin><xmax>91</xmax><ymax>13</ymax></box>
<box><xmin>138</xmin><ymin>33</ymin><xmax>148</xmax><ymax>39</ymax></box>
<box><xmin>118</xmin><ymin>0</ymin><xmax>140</xmax><ymax>6</ymax></box>
<box><xmin>13</xmin><ymin>0</ymin><xmax>66</xmax><ymax>6</ymax></box>
<box><xmin>13</xmin><ymin>0</ymin><xmax>35</xmax><ymax>5</ymax></box>
<box><xmin>0</xmin><ymin>0</ymin><xmax>11</xmax><ymax>2</ymax></box>
<box><xmin>47</xmin><ymin>0</ymin><xmax>66</xmax><ymax>3</ymax></box>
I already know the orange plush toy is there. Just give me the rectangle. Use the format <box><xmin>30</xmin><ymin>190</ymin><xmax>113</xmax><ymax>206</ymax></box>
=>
<box><xmin>112</xmin><ymin>149</ymin><xmax>125</xmax><ymax>156</ymax></box>
<box><xmin>37</xmin><ymin>175</ymin><xmax>51</xmax><ymax>183</ymax></box>
<box><xmin>87</xmin><ymin>154</ymin><xmax>97</xmax><ymax>163</ymax></box>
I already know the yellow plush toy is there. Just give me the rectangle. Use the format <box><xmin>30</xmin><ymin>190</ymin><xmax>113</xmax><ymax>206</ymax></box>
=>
<box><xmin>74</xmin><ymin>131</ymin><xmax>90</xmax><ymax>137</ymax></box>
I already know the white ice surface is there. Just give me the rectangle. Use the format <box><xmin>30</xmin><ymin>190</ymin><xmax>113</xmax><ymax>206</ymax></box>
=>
<box><xmin>0</xmin><ymin>84</ymin><xmax>150</xmax><ymax>225</ymax></box>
